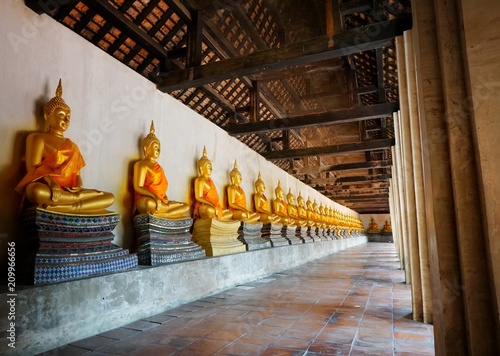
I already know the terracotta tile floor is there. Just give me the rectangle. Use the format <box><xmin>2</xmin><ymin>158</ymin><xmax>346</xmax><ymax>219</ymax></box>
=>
<box><xmin>39</xmin><ymin>243</ymin><xmax>434</xmax><ymax>355</ymax></box>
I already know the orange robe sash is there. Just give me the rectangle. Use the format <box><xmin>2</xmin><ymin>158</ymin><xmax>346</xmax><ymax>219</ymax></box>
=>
<box><xmin>15</xmin><ymin>139</ymin><xmax>85</xmax><ymax>194</ymax></box>
<box><xmin>194</xmin><ymin>177</ymin><xmax>222</xmax><ymax>218</ymax></box>
<box><xmin>135</xmin><ymin>162</ymin><xmax>168</xmax><ymax>204</ymax></box>
<box><xmin>229</xmin><ymin>186</ymin><xmax>247</xmax><ymax>212</ymax></box>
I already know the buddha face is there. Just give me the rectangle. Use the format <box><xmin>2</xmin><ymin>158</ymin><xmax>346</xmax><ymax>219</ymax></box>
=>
<box><xmin>200</xmin><ymin>161</ymin><xmax>212</xmax><ymax>176</ymax></box>
<box><xmin>287</xmin><ymin>194</ymin><xmax>294</xmax><ymax>205</ymax></box>
<box><xmin>231</xmin><ymin>172</ymin><xmax>242</xmax><ymax>185</ymax></box>
<box><xmin>256</xmin><ymin>181</ymin><xmax>265</xmax><ymax>193</ymax></box>
<box><xmin>297</xmin><ymin>196</ymin><xmax>304</xmax><ymax>207</ymax></box>
<box><xmin>276</xmin><ymin>188</ymin><xmax>284</xmax><ymax>199</ymax></box>
<box><xmin>47</xmin><ymin>107</ymin><xmax>71</xmax><ymax>133</ymax></box>
<box><xmin>145</xmin><ymin>141</ymin><xmax>160</xmax><ymax>160</ymax></box>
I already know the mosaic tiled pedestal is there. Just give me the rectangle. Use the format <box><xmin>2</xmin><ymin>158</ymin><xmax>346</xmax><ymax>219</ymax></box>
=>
<box><xmin>134</xmin><ymin>214</ymin><xmax>205</xmax><ymax>265</ymax></box>
<box><xmin>238</xmin><ymin>222</ymin><xmax>271</xmax><ymax>250</ymax></box>
<box><xmin>296</xmin><ymin>226</ymin><xmax>314</xmax><ymax>243</ymax></box>
<box><xmin>261</xmin><ymin>223</ymin><xmax>290</xmax><ymax>247</ymax></box>
<box><xmin>281</xmin><ymin>225</ymin><xmax>303</xmax><ymax>244</ymax></box>
<box><xmin>192</xmin><ymin>218</ymin><xmax>246</xmax><ymax>256</ymax></box>
<box><xmin>20</xmin><ymin>208</ymin><xmax>137</xmax><ymax>284</ymax></box>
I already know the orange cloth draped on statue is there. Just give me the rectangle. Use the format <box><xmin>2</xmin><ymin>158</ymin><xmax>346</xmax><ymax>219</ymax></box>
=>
<box><xmin>275</xmin><ymin>200</ymin><xmax>288</xmax><ymax>216</ymax></box>
<box><xmin>229</xmin><ymin>186</ymin><xmax>246</xmax><ymax>212</ymax></box>
<box><xmin>134</xmin><ymin>162</ymin><xmax>168</xmax><ymax>204</ymax></box>
<box><xmin>258</xmin><ymin>195</ymin><xmax>270</xmax><ymax>212</ymax></box>
<box><xmin>194</xmin><ymin>177</ymin><xmax>222</xmax><ymax>219</ymax></box>
<box><xmin>15</xmin><ymin>139</ymin><xmax>85</xmax><ymax>194</ymax></box>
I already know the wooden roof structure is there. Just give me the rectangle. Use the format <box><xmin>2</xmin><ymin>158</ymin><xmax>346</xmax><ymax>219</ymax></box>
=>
<box><xmin>26</xmin><ymin>0</ymin><xmax>412</xmax><ymax>214</ymax></box>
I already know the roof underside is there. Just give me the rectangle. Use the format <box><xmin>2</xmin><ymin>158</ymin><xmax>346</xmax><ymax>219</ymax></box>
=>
<box><xmin>26</xmin><ymin>0</ymin><xmax>412</xmax><ymax>213</ymax></box>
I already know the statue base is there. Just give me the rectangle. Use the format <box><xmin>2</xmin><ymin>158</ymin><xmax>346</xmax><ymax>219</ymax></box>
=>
<box><xmin>281</xmin><ymin>225</ymin><xmax>303</xmax><ymax>244</ymax></box>
<box><xmin>192</xmin><ymin>218</ymin><xmax>246</xmax><ymax>256</ymax></box>
<box><xmin>20</xmin><ymin>208</ymin><xmax>137</xmax><ymax>284</ymax></box>
<box><xmin>314</xmin><ymin>227</ymin><xmax>325</xmax><ymax>241</ymax></box>
<box><xmin>305</xmin><ymin>226</ymin><xmax>318</xmax><ymax>242</ymax></box>
<box><xmin>238</xmin><ymin>222</ymin><xmax>271</xmax><ymax>250</ymax></box>
<box><xmin>134</xmin><ymin>214</ymin><xmax>206</xmax><ymax>265</ymax></box>
<box><xmin>261</xmin><ymin>223</ymin><xmax>290</xmax><ymax>247</ymax></box>
<box><xmin>296</xmin><ymin>226</ymin><xmax>314</xmax><ymax>243</ymax></box>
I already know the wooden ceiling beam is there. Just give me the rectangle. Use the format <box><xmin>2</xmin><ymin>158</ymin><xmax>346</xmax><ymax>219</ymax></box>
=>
<box><xmin>226</xmin><ymin>102</ymin><xmax>398</xmax><ymax>135</ymax></box>
<box><xmin>291</xmin><ymin>159</ymin><xmax>392</xmax><ymax>175</ymax></box>
<box><xmin>308</xmin><ymin>173</ymin><xmax>391</xmax><ymax>185</ymax></box>
<box><xmin>157</xmin><ymin>15</ymin><xmax>412</xmax><ymax>91</ymax></box>
<box><xmin>262</xmin><ymin>138</ymin><xmax>395</xmax><ymax>161</ymax></box>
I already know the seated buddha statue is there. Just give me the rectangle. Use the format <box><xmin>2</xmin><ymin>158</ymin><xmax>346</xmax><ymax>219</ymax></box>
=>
<box><xmin>286</xmin><ymin>189</ymin><xmax>306</xmax><ymax>227</ymax></box>
<box><xmin>133</xmin><ymin>121</ymin><xmax>190</xmax><ymax>218</ymax></box>
<box><xmin>15</xmin><ymin>79</ymin><xmax>114</xmax><ymax>213</ymax></box>
<box><xmin>367</xmin><ymin>217</ymin><xmax>379</xmax><ymax>233</ymax></box>
<box><xmin>253</xmin><ymin>173</ymin><xmax>281</xmax><ymax>224</ymax></box>
<box><xmin>306</xmin><ymin>197</ymin><xmax>317</xmax><ymax>223</ymax></box>
<box><xmin>272</xmin><ymin>181</ymin><xmax>294</xmax><ymax>225</ymax></box>
<box><xmin>226</xmin><ymin>160</ymin><xmax>259</xmax><ymax>223</ymax></box>
<box><xmin>296</xmin><ymin>192</ymin><xmax>308</xmax><ymax>221</ymax></box>
<box><xmin>382</xmin><ymin>220</ymin><xmax>392</xmax><ymax>233</ymax></box>
<box><xmin>193</xmin><ymin>147</ymin><xmax>232</xmax><ymax>221</ymax></box>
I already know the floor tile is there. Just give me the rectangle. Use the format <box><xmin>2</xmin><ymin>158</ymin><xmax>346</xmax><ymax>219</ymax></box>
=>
<box><xmin>40</xmin><ymin>244</ymin><xmax>435</xmax><ymax>356</ymax></box>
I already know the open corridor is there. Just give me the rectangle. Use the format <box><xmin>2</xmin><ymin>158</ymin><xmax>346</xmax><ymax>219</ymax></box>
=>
<box><xmin>40</xmin><ymin>243</ymin><xmax>434</xmax><ymax>355</ymax></box>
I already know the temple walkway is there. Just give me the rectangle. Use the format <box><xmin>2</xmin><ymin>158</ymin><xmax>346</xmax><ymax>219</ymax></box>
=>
<box><xmin>39</xmin><ymin>243</ymin><xmax>434</xmax><ymax>355</ymax></box>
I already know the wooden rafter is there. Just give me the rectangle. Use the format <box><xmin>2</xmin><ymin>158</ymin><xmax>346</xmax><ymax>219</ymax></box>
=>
<box><xmin>227</xmin><ymin>102</ymin><xmax>398</xmax><ymax>135</ymax></box>
<box><xmin>158</xmin><ymin>15</ymin><xmax>412</xmax><ymax>91</ymax></box>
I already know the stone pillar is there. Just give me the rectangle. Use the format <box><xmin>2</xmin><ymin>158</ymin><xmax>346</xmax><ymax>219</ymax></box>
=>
<box><xmin>397</xmin><ymin>34</ymin><xmax>423</xmax><ymax>321</ymax></box>
<box><xmin>460</xmin><ymin>0</ymin><xmax>500</xmax><ymax>349</ymax></box>
<box><xmin>393</xmin><ymin>111</ymin><xmax>411</xmax><ymax>283</ymax></box>
<box><xmin>433</xmin><ymin>1</ymin><xmax>497</xmax><ymax>353</ymax></box>
<box><xmin>412</xmin><ymin>0</ymin><xmax>498</xmax><ymax>355</ymax></box>
<box><xmin>404</xmin><ymin>30</ymin><xmax>433</xmax><ymax>325</ymax></box>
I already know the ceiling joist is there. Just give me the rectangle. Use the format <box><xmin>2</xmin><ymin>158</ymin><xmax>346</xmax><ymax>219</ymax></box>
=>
<box><xmin>157</xmin><ymin>15</ymin><xmax>412</xmax><ymax>91</ymax></box>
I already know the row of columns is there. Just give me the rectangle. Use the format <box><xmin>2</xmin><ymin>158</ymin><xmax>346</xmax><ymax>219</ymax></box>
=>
<box><xmin>389</xmin><ymin>0</ymin><xmax>500</xmax><ymax>354</ymax></box>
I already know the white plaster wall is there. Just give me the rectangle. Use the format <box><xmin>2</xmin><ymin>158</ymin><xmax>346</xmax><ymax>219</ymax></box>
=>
<box><xmin>0</xmin><ymin>0</ymin><xmax>358</xmax><ymax>259</ymax></box>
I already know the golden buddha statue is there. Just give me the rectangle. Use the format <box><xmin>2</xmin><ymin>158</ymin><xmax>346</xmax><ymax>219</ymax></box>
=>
<box><xmin>306</xmin><ymin>197</ymin><xmax>317</xmax><ymax>222</ymax></box>
<box><xmin>296</xmin><ymin>192</ymin><xmax>308</xmax><ymax>221</ymax></box>
<box><xmin>287</xmin><ymin>189</ymin><xmax>307</xmax><ymax>227</ymax></box>
<box><xmin>382</xmin><ymin>220</ymin><xmax>392</xmax><ymax>233</ymax></box>
<box><xmin>15</xmin><ymin>79</ymin><xmax>114</xmax><ymax>213</ymax></box>
<box><xmin>133</xmin><ymin>121</ymin><xmax>190</xmax><ymax>218</ymax></box>
<box><xmin>272</xmin><ymin>181</ymin><xmax>294</xmax><ymax>225</ymax></box>
<box><xmin>193</xmin><ymin>147</ymin><xmax>232</xmax><ymax>220</ymax></box>
<box><xmin>367</xmin><ymin>217</ymin><xmax>379</xmax><ymax>233</ymax></box>
<box><xmin>227</xmin><ymin>160</ymin><xmax>260</xmax><ymax>223</ymax></box>
<box><xmin>253</xmin><ymin>173</ymin><xmax>280</xmax><ymax>224</ymax></box>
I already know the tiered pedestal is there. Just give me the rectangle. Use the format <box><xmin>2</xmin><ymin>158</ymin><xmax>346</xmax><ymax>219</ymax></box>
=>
<box><xmin>238</xmin><ymin>222</ymin><xmax>271</xmax><ymax>250</ymax></box>
<box><xmin>296</xmin><ymin>226</ymin><xmax>313</xmax><ymax>243</ymax></box>
<box><xmin>134</xmin><ymin>214</ymin><xmax>205</xmax><ymax>265</ymax></box>
<box><xmin>20</xmin><ymin>208</ymin><xmax>137</xmax><ymax>284</ymax></box>
<box><xmin>306</xmin><ymin>226</ymin><xmax>318</xmax><ymax>242</ymax></box>
<box><xmin>314</xmin><ymin>227</ymin><xmax>325</xmax><ymax>241</ymax></box>
<box><xmin>282</xmin><ymin>225</ymin><xmax>303</xmax><ymax>244</ymax></box>
<box><xmin>192</xmin><ymin>218</ymin><xmax>245</xmax><ymax>256</ymax></box>
<box><xmin>261</xmin><ymin>223</ymin><xmax>290</xmax><ymax>247</ymax></box>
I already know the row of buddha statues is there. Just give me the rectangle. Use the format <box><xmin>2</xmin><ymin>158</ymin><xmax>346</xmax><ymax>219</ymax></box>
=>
<box><xmin>15</xmin><ymin>80</ymin><xmax>363</xmax><ymax>233</ymax></box>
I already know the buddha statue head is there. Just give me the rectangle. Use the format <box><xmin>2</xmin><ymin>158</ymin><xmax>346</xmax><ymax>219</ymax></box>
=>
<box><xmin>44</xmin><ymin>79</ymin><xmax>71</xmax><ymax>132</ymax></box>
<box><xmin>275</xmin><ymin>180</ymin><xmax>284</xmax><ymax>199</ymax></box>
<box><xmin>229</xmin><ymin>160</ymin><xmax>242</xmax><ymax>185</ymax></box>
<box><xmin>197</xmin><ymin>146</ymin><xmax>212</xmax><ymax>175</ymax></box>
<box><xmin>254</xmin><ymin>172</ymin><xmax>266</xmax><ymax>193</ymax></box>
<box><xmin>44</xmin><ymin>79</ymin><xmax>70</xmax><ymax>118</ymax></box>
<box><xmin>286</xmin><ymin>188</ymin><xmax>295</xmax><ymax>205</ymax></box>
<box><xmin>297</xmin><ymin>192</ymin><xmax>305</xmax><ymax>207</ymax></box>
<box><xmin>142</xmin><ymin>121</ymin><xmax>161</xmax><ymax>159</ymax></box>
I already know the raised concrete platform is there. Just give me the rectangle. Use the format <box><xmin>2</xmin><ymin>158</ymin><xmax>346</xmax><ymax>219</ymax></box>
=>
<box><xmin>0</xmin><ymin>236</ymin><xmax>367</xmax><ymax>355</ymax></box>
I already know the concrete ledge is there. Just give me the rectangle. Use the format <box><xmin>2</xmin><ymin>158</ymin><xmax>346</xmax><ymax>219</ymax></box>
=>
<box><xmin>0</xmin><ymin>236</ymin><xmax>367</xmax><ymax>355</ymax></box>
